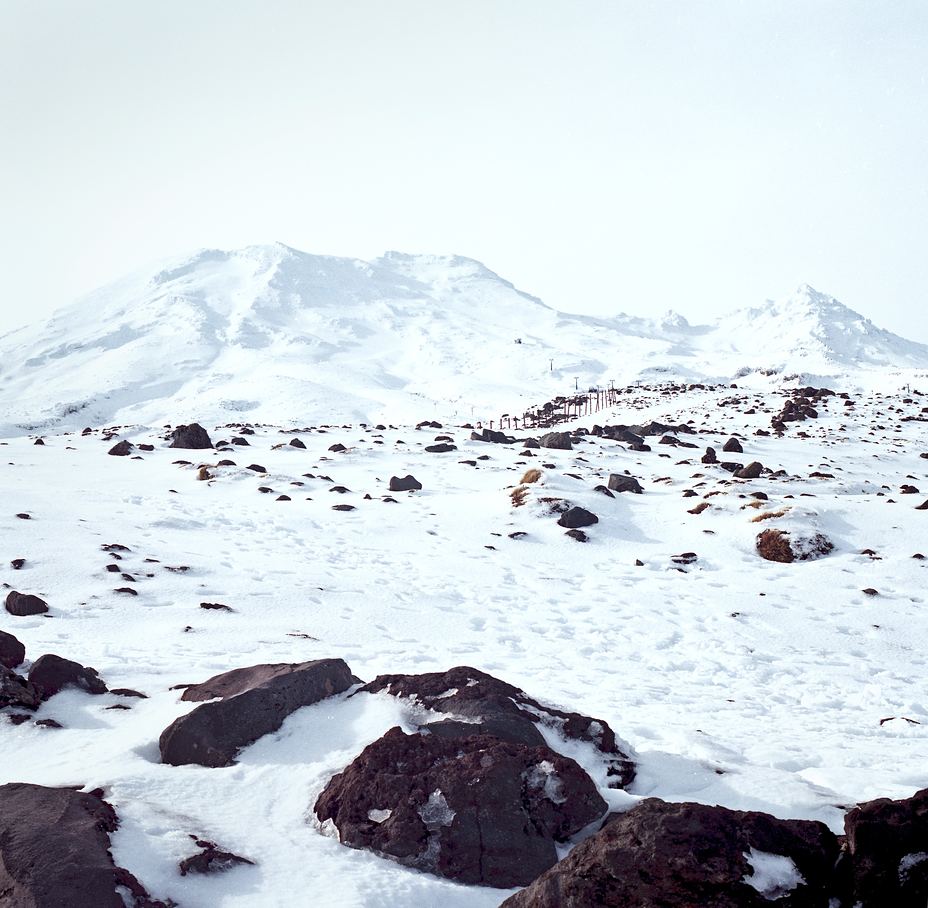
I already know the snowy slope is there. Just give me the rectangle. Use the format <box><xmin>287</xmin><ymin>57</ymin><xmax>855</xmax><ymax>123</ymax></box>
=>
<box><xmin>0</xmin><ymin>244</ymin><xmax>926</xmax><ymax>436</ymax></box>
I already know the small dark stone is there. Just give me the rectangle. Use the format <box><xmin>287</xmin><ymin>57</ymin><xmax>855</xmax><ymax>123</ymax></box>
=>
<box><xmin>557</xmin><ymin>507</ymin><xmax>599</xmax><ymax>529</ymax></box>
<box><xmin>425</xmin><ymin>443</ymin><xmax>456</xmax><ymax>453</ymax></box>
<box><xmin>200</xmin><ymin>602</ymin><xmax>234</xmax><ymax>612</ymax></box>
<box><xmin>28</xmin><ymin>654</ymin><xmax>108</xmax><ymax>699</ymax></box>
<box><xmin>289</xmin><ymin>438</ymin><xmax>306</xmax><ymax>449</ymax></box>
<box><xmin>565</xmin><ymin>529</ymin><xmax>589</xmax><ymax>542</ymax></box>
<box><xmin>607</xmin><ymin>474</ymin><xmax>643</xmax><ymax>494</ymax></box>
<box><xmin>389</xmin><ymin>475</ymin><xmax>423</xmax><ymax>492</ymax></box>
<box><xmin>246</xmin><ymin>464</ymin><xmax>267</xmax><ymax>473</ymax></box>
<box><xmin>179</xmin><ymin>837</ymin><xmax>255</xmax><ymax>876</ymax></box>
<box><xmin>10</xmin><ymin>558</ymin><xmax>25</xmax><ymax>570</ymax></box>
<box><xmin>328</xmin><ymin>443</ymin><xmax>347</xmax><ymax>453</ymax></box>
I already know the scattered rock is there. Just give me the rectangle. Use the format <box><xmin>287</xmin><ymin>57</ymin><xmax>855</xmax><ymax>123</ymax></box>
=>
<box><xmin>702</xmin><ymin>447</ymin><xmax>719</xmax><ymax>464</ymax></box>
<box><xmin>10</xmin><ymin>557</ymin><xmax>25</xmax><ymax>569</ymax></box>
<box><xmin>539</xmin><ymin>432</ymin><xmax>573</xmax><ymax>450</ymax></box>
<box><xmin>0</xmin><ymin>630</ymin><xmax>26</xmax><ymax>669</ymax></box>
<box><xmin>246</xmin><ymin>463</ymin><xmax>267</xmax><ymax>473</ymax></box>
<box><xmin>107</xmin><ymin>441</ymin><xmax>134</xmax><ymax>456</ymax></box>
<box><xmin>557</xmin><ymin>507</ymin><xmax>599</xmax><ymax>529</ymax></box>
<box><xmin>0</xmin><ymin>664</ymin><xmax>42</xmax><ymax>710</ymax></box>
<box><xmin>756</xmin><ymin>529</ymin><xmax>834</xmax><ymax>563</ymax></box>
<box><xmin>736</xmin><ymin>461</ymin><xmax>764</xmax><ymax>479</ymax></box>
<box><xmin>28</xmin><ymin>654</ymin><xmax>108</xmax><ymax>699</ymax></box>
<box><xmin>722</xmin><ymin>437</ymin><xmax>743</xmax><ymax>453</ymax></box>
<box><xmin>169</xmin><ymin>423</ymin><xmax>213</xmax><ymax>449</ymax></box>
<box><xmin>314</xmin><ymin>727</ymin><xmax>607</xmax><ymax>887</ymax></box>
<box><xmin>389</xmin><ymin>475</ymin><xmax>423</xmax><ymax>492</ymax></box>
<box><xmin>425</xmin><ymin>443</ymin><xmax>456</xmax><ymax>453</ymax></box>
<box><xmin>565</xmin><ymin>528</ymin><xmax>589</xmax><ymax>542</ymax></box>
<box><xmin>289</xmin><ymin>438</ymin><xmax>306</xmax><ymax>449</ymax></box>
<box><xmin>328</xmin><ymin>443</ymin><xmax>347</xmax><ymax>453</ymax></box>
<box><xmin>200</xmin><ymin>602</ymin><xmax>234</xmax><ymax>612</ymax></box>
<box><xmin>159</xmin><ymin>658</ymin><xmax>355</xmax><ymax>767</ymax></box>
<box><xmin>5</xmin><ymin>590</ymin><xmax>49</xmax><ymax>616</ymax></box>
<box><xmin>607</xmin><ymin>474</ymin><xmax>643</xmax><ymax>494</ymax></box>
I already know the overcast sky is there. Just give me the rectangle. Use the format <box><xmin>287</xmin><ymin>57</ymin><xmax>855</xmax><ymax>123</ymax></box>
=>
<box><xmin>2</xmin><ymin>0</ymin><xmax>927</xmax><ymax>340</ymax></box>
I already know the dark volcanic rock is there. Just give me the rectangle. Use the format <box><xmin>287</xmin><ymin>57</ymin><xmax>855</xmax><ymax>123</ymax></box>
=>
<box><xmin>179</xmin><ymin>836</ymin><xmax>255</xmax><ymax>876</ymax></box>
<box><xmin>160</xmin><ymin>658</ymin><xmax>355</xmax><ymax>767</ymax></box>
<box><xmin>28</xmin><ymin>654</ymin><xmax>108</xmax><ymax>699</ymax></box>
<box><xmin>359</xmin><ymin>666</ymin><xmax>635</xmax><ymax>788</ymax></box>
<box><xmin>0</xmin><ymin>783</ymin><xmax>167</xmax><ymax>907</ymax></box>
<box><xmin>169</xmin><ymin>423</ymin><xmax>213</xmax><ymax>449</ymax></box>
<box><xmin>736</xmin><ymin>461</ymin><xmax>764</xmax><ymax>479</ymax></box>
<box><xmin>844</xmin><ymin>787</ymin><xmax>928</xmax><ymax>907</ymax></box>
<box><xmin>539</xmin><ymin>432</ymin><xmax>573</xmax><ymax>450</ymax></box>
<box><xmin>107</xmin><ymin>440</ymin><xmax>135</xmax><ymax>456</ymax></box>
<box><xmin>502</xmin><ymin>798</ymin><xmax>840</xmax><ymax>907</ymax></box>
<box><xmin>1</xmin><ymin>664</ymin><xmax>42</xmax><ymax>710</ymax></box>
<box><xmin>288</xmin><ymin>438</ymin><xmax>306</xmax><ymax>449</ymax></box>
<box><xmin>702</xmin><ymin>446</ymin><xmax>719</xmax><ymax>464</ymax></box>
<box><xmin>0</xmin><ymin>629</ymin><xmax>26</xmax><ymax>669</ymax></box>
<box><xmin>471</xmin><ymin>428</ymin><xmax>516</xmax><ymax>444</ymax></box>
<box><xmin>425</xmin><ymin>443</ymin><xmax>456</xmax><ymax>453</ymax></box>
<box><xmin>557</xmin><ymin>507</ymin><xmax>599</xmax><ymax>529</ymax></box>
<box><xmin>607</xmin><ymin>474</ymin><xmax>643</xmax><ymax>494</ymax></box>
<box><xmin>314</xmin><ymin>727</ymin><xmax>607</xmax><ymax>888</ymax></box>
<box><xmin>723</xmin><ymin>437</ymin><xmax>744</xmax><ymax>454</ymax></box>
<box><xmin>5</xmin><ymin>590</ymin><xmax>49</xmax><ymax>616</ymax></box>
<box><xmin>388</xmin><ymin>474</ymin><xmax>423</xmax><ymax>492</ymax></box>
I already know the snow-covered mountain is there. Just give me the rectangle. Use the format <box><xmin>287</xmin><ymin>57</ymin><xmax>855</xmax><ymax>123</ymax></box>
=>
<box><xmin>0</xmin><ymin>244</ymin><xmax>925</xmax><ymax>435</ymax></box>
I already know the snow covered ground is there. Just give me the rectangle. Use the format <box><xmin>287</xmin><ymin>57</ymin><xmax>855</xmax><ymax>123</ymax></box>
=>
<box><xmin>2</xmin><ymin>374</ymin><xmax>927</xmax><ymax>906</ymax></box>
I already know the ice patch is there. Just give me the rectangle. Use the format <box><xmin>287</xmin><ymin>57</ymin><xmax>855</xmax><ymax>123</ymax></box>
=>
<box><xmin>525</xmin><ymin>760</ymin><xmax>567</xmax><ymax>804</ymax></box>
<box><xmin>367</xmin><ymin>808</ymin><xmax>392</xmax><ymax>824</ymax></box>
<box><xmin>418</xmin><ymin>790</ymin><xmax>455</xmax><ymax>828</ymax></box>
<box><xmin>898</xmin><ymin>851</ymin><xmax>928</xmax><ymax>883</ymax></box>
<box><xmin>744</xmin><ymin>848</ymin><xmax>805</xmax><ymax>899</ymax></box>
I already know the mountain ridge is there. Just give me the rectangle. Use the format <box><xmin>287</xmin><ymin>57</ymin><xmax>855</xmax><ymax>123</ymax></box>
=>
<box><xmin>0</xmin><ymin>244</ymin><xmax>925</xmax><ymax>436</ymax></box>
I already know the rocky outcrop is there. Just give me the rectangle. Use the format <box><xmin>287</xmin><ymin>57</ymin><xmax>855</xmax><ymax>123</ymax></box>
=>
<box><xmin>501</xmin><ymin>798</ymin><xmax>840</xmax><ymax>907</ymax></box>
<box><xmin>314</xmin><ymin>727</ymin><xmax>607</xmax><ymax>888</ymax></box>
<box><xmin>160</xmin><ymin>658</ymin><xmax>355</xmax><ymax>767</ymax></box>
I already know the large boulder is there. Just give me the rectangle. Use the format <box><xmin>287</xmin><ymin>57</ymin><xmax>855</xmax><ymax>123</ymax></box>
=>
<box><xmin>539</xmin><ymin>432</ymin><xmax>573</xmax><ymax>450</ymax></box>
<box><xmin>5</xmin><ymin>590</ymin><xmax>49</xmax><ymax>616</ymax></box>
<box><xmin>160</xmin><ymin>658</ymin><xmax>355</xmax><ymax>767</ymax></box>
<box><xmin>359</xmin><ymin>666</ymin><xmax>635</xmax><ymax>788</ymax></box>
<box><xmin>723</xmin><ymin>437</ymin><xmax>744</xmax><ymax>453</ymax></box>
<box><xmin>501</xmin><ymin>798</ymin><xmax>840</xmax><ymax>907</ymax></box>
<box><xmin>0</xmin><ymin>629</ymin><xmax>26</xmax><ymax>669</ymax></box>
<box><xmin>0</xmin><ymin>783</ymin><xmax>167</xmax><ymax>907</ymax></box>
<box><xmin>28</xmin><ymin>654</ymin><xmax>108</xmax><ymax>700</ymax></box>
<box><xmin>607</xmin><ymin>474</ymin><xmax>643</xmax><ymax>494</ymax></box>
<box><xmin>736</xmin><ymin>461</ymin><xmax>764</xmax><ymax>480</ymax></box>
<box><xmin>314</xmin><ymin>727</ymin><xmax>607</xmax><ymax>888</ymax></box>
<box><xmin>844</xmin><ymin>787</ymin><xmax>928</xmax><ymax>907</ymax></box>
<box><xmin>169</xmin><ymin>423</ymin><xmax>213</xmax><ymax>449</ymax></box>
<box><xmin>0</xmin><ymin>664</ymin><xmax>42</xmax><ymax>710</ymax></box>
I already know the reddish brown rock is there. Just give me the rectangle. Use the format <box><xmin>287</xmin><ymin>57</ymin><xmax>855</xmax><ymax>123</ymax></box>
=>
<box><xmin>315</xmin><ymin>727</ymin><xmax>607</xmax><ymax>888</ymax></box>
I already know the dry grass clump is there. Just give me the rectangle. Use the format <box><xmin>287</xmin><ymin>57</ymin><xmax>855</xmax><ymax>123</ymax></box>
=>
<box><xmin>520</xmin><ymin>468</ymin><xmax>543</xmax><ymax>484</ymax></box>
<box><xmin>688</xmin><ymin>502</ymin><xmax>710</xmax><ymax>515</ymax></box>
<box><xmin>756</xmin><ymin>528</ymin><xmax>794</xmax><ymax>563</ymax></box>
<box><xmin>510</xmin><ymin>486</ymin><xmax>529</xmax><ymax>507</ymax></box>
<box><xmin>750</xmin><ymin>508</ymin><xmax>790</xmax><ymax>523</ymax></box>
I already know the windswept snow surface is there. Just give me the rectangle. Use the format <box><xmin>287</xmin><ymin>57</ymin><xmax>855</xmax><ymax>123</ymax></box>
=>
<box><xmin>1</xmin><ymin>377</ymin><xmax>928</xmax><ymax>906</ymax></box>
<box><xmin>1</xmin><ymin>244</ymin><xmax>926</xmax><ymax>437</ymax></box>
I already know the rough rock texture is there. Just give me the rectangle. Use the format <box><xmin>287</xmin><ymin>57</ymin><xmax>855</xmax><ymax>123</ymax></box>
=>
<box><xmin>0</xmin><ymin>629</ymin><xmax>26</xmax><ymax>669</ymax></box>
<box><xmin>736</xmin><ymin>461</ymin><xmax>764</xmax><ymax>480</ymax></box>
<box><xmin>607</xmin><ymin>474</ymin><xmax>643</xmax><ymax>494</ymax></box>
<box><xmin>756</xmin><ymin>529</ymin><xmax>834</xmax><ymax>564</ymax></box>
<box><xmin>501</xmin><ymin>798</ymin><xmax>840</xmax><ymax>907</ymax></box>
<box><xmin>1</xmin><ymin>664</ymin><xmax>43</xmax><ymax>710</ymax></box>
<box><xmin>388</xmin><ymin>475</ymin><xmax>423</xmax><ymax>492</ymax></box>
<box><xmin>539</xmin><ymin>432</ymin><xmax>573</xmax><ymax>450</ymax></box>
<box><xmin>169</xmin><ymin>423</ymin><xmax>213</xmax><ymax>449</ymax></box>
<box><xmin>0</xmin><ymin>782</ymin><xmax>168</xmax><ymax>907</ymax></box>
<box><xmin>557</xmin><ymin>507</ymin><xmax>599</xmax><ymax>529</ymax></box>
<box><xmin>179</xmin><ymin>836</ymin><xmax>255</xmax><ymax>876</ymax></box>
<box><xmin>314</xmin><ymin>727</ymin><xmax>607</xmax><ymax>887</ymax></box>
<box><xmin>359</xmin><ymin>666</ymin><xmax>635</xmax><ymax>788</ymax></box>
<box><xmin>723</xmin><ymin>437</ymin><xmax>744</xmax><ymax>453</ymax></box>
<box><xmin>28</xmin><ymin>654</ymin><xmax>108</xmax><ymax>700</ymax></box>
<box><xmin>160</xmin><ymin>658</ymin><xmax>355</xmax><ymax>767</ymax></box>
<box><xmin>844</xmin><ymin>787</ymin><xmax>928</xmax><ymax>907</ymax></box>
<box><xmin>5</xmin><ymin>590</ymin><xmax>49</xmax><ymax>616</ymax></box>
<box><xmin>107</xmin><ymin>440</ymin><xmax>134</xmax><ymax>456</ymax></box>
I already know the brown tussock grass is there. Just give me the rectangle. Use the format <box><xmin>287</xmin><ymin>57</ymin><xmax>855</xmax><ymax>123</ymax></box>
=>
<box><xmin>750</xmin><ymin>508</ymin><xmax>790</xmax><ymax>523</ymax></box>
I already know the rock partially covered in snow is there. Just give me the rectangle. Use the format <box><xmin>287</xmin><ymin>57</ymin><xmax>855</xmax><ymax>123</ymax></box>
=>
<box><xmin>756</xmin><ymin>528</ymin><xmax>834</xmax><ymax>564</ymax></box>
<box><xmin>359</xmin><ymin>666</ymin><xmax>635</xmax><ymax>788</ymax></box>
<box><xmin>28</xmin><ymin>653</ymin><xmax>108</xmax><ymax>700</ymax></box>
<box><xmin>844</xmin><ymin>786</ymin><xmax>928</xmax><ymax>907</ymax></box>
<box><xmin>501</xmin><ymin>798</ymin><xmax>839</xmax><ymax>907</ymax></box>
<box><xmin>314</xmin><ymin>726</ymin><xmax>606</xmax><ymax>887</ymax></box>
<box><xmin>160</xmin><ymin>658</ymin><xmax>355</xmax><ymax>767</ymax></box>
<box><xmin>0</xmin><ymin>783</ymin><xmax>169</xmax><ymax>907</ymax></box>
<box><xmin>0</xmin><ymin>629</ymin><xmax>25</xmax><ymax>669</ymax></box>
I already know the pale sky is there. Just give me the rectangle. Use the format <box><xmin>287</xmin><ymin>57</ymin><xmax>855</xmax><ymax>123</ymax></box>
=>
<box><xmin>2</xmin><ymin>0</ymin><xmax>927</xmax><ymax>340</ymax></box>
